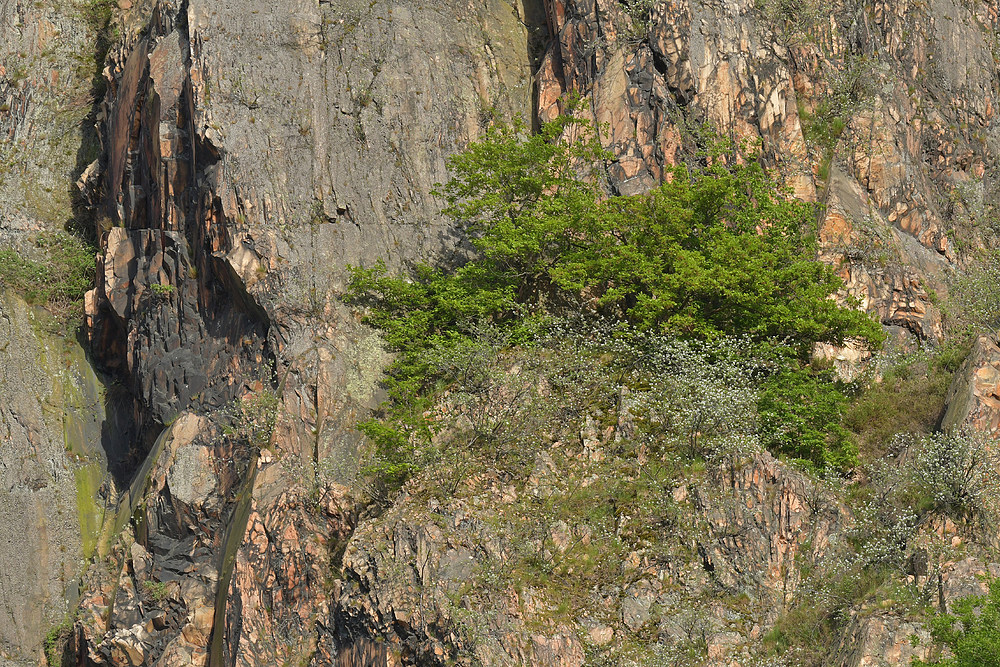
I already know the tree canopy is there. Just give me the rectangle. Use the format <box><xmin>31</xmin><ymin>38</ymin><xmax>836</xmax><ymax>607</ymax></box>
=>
<box><xmin>345</xmin><ymin>113</ymin><xmax>883</xmax><ymax>477</ymax></box>
<box><xmin>349</xmin><ymin>114</ymin><xmax>882</xmax><ymax>361</ymax></box>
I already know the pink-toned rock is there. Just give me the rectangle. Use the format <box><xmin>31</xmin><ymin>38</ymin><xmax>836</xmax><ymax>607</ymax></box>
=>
<box><xmin>943</xmin><ymin>334</ymin><xmax>1000</xmax><ymax>436</ymax></box>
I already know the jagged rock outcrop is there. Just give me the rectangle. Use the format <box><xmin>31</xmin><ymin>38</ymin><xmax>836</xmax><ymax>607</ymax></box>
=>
<box><xmin>942</xmin><ymin>332</ymin><xmax>1000</xmax><ymax>434</ymax></box>
<box><xmin>0</xmin><ymin>0</ymin><xmax>116</xmax><ymax>661</ymax></box>
<box><xmin>331</xmin><ymin>442</ymin><xmax>848</xmax><ymax>665</ymax></box>
<box><xmin>74</xmin><ymin>412</ymin><xmax>237</xmax><ymax>666</ymax></box>
<box><xmin>538</xmin><ymin>0</ymin><xmax>1000</xmax><ymax>344</ymax></box>
<box><xmin>692</xmin><ymin>453</ymin><xmax>849</xmax><ymax>605</ymax></box>
<box><xmin>833</xmin><ymin>557</ymin><xmax>1000</xmax><ymax>667</ymax></box>
<box><xmin>71</xmin><ymin>0</ymin><xmax>540</xmax><ymax>663</ymax></box>
<box><xmin>538</xmin><ymin>0</ymin><xmax>814</xmax><ymax>197</ymax></box>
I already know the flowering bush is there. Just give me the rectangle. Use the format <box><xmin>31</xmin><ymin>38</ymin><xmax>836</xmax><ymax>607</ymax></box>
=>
<box><xmin>898</xmin><ymin>430</ymin><xmax>1000</xmax><ymax>527</ymax></box>
<box><xmin>221</xmin><ymin>388</ymin><xmax>280</xmax><ymax>451</ymax></box>
<box><xmin>952</xmin><ymin>250</ymin><xmax>1000</xmax><ymax>334</ymax></box>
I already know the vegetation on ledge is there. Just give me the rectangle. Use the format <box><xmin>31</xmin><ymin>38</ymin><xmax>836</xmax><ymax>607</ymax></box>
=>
<box><xmin>346</xmin><ymin>113</ymin><xmax>882</xmax><ymax>487</ymax></box>
<box><xmin>0</xmin><ymin>230</ymin><xmax>95</xmax><ymax>327</ymax></box>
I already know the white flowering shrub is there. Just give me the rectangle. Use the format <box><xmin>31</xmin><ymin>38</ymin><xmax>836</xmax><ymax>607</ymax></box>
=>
<box><xmin>635</xmin><ymin>347</ymin><xmax>759</xmax><ymax>459</ymax></box>
<box><xmin>845</xmin><ymin>428</ymin><xmax>1000</xmax><ymax>576</ymax></box>
<box><xmin>220</xmin><ymin>387</ymin><xmax>280</xmax><ymax>451</ymax></box>
<box><xmin>898</xmin><ymin>430</ymin><xmax>1000</xmax><ymax>526</ymax></box>
<box><xmin>546</xmin><ymin>317</ymin><xmax>763</xmax><ymax>461</ymax></box>
<box><xmin>952</xmin><ymin>250</ymin><xmax>1000</xmax><ymax>334</ymax></box>
<box><xmin>850</xmin><ymin>492</ymin><xmax>918</xmax><ymax>569</ymax></box>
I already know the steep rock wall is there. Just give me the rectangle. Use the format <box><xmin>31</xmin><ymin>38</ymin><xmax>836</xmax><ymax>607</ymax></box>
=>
<box><xmin>4</xmin><ymin>0</ymin><xmax>998</xmax><ymax>664</ymax></box>
<box><xmin>0</xmin><ymin>295</ymin><xmax>107</xmax><ymax>665</ymax></box>
<box><xmin>537</xmin><ymin>0</ymin><xmax>1000</xmax><ymax>345</ymax></box>
<box><xmin>72</xmin><ymin>0</ymin><xmax>539</xmax><ymax>664</ymax></box>
<box><xmin>0</xmin><ymin>0</ymin><xmax>116</xmax><ymax>661</ymax></box>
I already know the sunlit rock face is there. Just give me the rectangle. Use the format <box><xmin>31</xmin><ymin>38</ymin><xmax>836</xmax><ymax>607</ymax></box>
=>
<box><xmin>65</xmin><ymin>0</ymin><xmax>538</xmax><ymax>663</ymax></box>
<box><xmin>4</xmin><ymin>0</ymin><xmax>1000</xmax><ymax>664</ymax></box>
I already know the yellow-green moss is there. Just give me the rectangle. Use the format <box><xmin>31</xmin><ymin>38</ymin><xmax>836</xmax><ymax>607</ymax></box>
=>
<box><xmin>74</xmin><ymin>463</ymin><xmax>103</xmax><ymax>559</ymax></box>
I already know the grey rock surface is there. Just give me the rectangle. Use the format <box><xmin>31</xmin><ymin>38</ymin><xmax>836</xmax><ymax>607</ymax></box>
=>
<box><xmin>3</xmin><ymin>0</ymin><xmax>1000</xmax><ymax>663</ymax></box>
<box><xmin>0</xmin><ymin>294</ymin><xmax>106</xmax><ymax>665</ymax></box>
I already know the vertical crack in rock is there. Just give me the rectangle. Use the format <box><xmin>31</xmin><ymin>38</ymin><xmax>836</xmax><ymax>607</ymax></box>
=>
<box><xmin>75</xmin><ymin>1</ymin><xmax>278</xmax><ymax>664</ymax></box>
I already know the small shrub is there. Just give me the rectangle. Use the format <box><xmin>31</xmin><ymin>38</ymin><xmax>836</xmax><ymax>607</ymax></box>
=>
<box><xmin>620</xmin><ymin>334</ymin><xmax>761</xmax><ymax>460</ymax></box>
<box><xmin>0</xmin><ymin>231</ymin><xmax>95</xmax><ymax>324</ymax></box>
<box><xmin>221</xmin><ymin>387</ymin><xmax>280</xmax><ymax>452</ymax></box>
<box><xmin>844</xmin><ymin>346</ymin><xmax>958</xmax><ymax>457</ymax></box>
<box><xmin>43</xmin><ymin>617</ymin><xmax>73</xmax><ymax>666</ymax></box>
<box><xmin>848</xmin><ymin>428</ymin><xmax>999</xmax><ymax>577</ymax></box>
<box><xmin>850</xmin><ymin>488</ymin><xmax>918</xmax><ymax>570</ymax></box>
<box><xmin>142</xmin><ymin>579</ymin><xmax>170</xmax><ymax>601</ymax></box>
<box><xmin>898</xmin><ymin>430</ymin><xmax>1000</xmax><ymax>527</ymax></box>
<box><xmin>756</xmin><ymin>0</ymin><xmax>823</xmax><ymax>43</ymax></box>
<box><xmin>915</xmin><ymin>578</ymin><xmax>1000</xmax><ymax>666</ymax></box>
<box><xmin>758</xmin><ymin>365</ymin><xmax>857</xmax><ymax>469</ymax></box>
<box><xmin>149</xmin><ymin>283</ymin><xmax>175</xmax><ymax>298</ymax></box>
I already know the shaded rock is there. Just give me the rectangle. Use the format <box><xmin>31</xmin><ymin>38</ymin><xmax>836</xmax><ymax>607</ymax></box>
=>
<box><xmin>943</xmin><ymin>333</ymin><xmax>1000</xmax><ymax>435</ymax></box>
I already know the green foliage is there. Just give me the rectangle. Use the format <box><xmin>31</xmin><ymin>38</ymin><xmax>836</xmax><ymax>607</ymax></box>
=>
<box><xmin>759</xmin><ymin>364</ymin><xmax>857</xmax><ymax>469</ymax></box>
<box><xmin>952</xmin><ymin>249</ymin><xmax>1000</xmax><ymax>335</ymax></box>
<box><xmin>142</xmin><ymin>579</ymin><xmax>171</xmax><ymax>602</ymax></box>
<box><xmin>349</xmin><ymin>115</ymin><xmax>880</xmax><ymax>351</ymax></box>
<box><xmin>764</xmin><ymin>560</ymin><xmax>891</xmax><ymax>666</ymax></box>
<box><xmin>0</xmin><ymin>231</ymin><xmax>95</xmax><ymax>321</ymax></box>
<box><xmin>346</xmin><ymin>113</ymin><xmax>881</xmax><ymax>490</ymax></box>
<box><xmin>801</xmin><ymin>100</ymin><xmax>848</xmax><ymax>157</ymax></box>
<box><xmin>796</xmin><ymin>53</ymin><xmax>879</xmax><ymax>188</ymax></box>
<box><xmin>915</xmin><ymin>579</ymin><xmax>1000</xmax><ymax>667</ymax></box>
<box><xmin>897</xmin><ymin>430</ymin><xmax>1000</xmax><ymax>526</ymax></box>
<box><xmin>43</xmin><ymin>616</ymin><xmax>73</xmax><ymax>667</ymax></box>
<box><xmin>149</xmin><ymin>283</ymin><xmax>176</xmax><ymax>298</ymax></box>
<box><xmin>82</xmin><ymin>0</ymin><xmax>116</xmax><ymax>30</ymax></box>
<box><xmin>756</xmin><ymin>0</ymin><xmax>823</xmax><ymax>43</ymax></box>
<box><xmin>844</xmin><ymin>346</ymin><xmax>962</xmax><ymax>457</ymax></box>
<box><xmin>356</xmin><ymin>416</ymin><xmax>424</xmax><ymax>493</ymax></box>
<box><xmin>845</xmin><ymin>428</ymin><xmax>998</xmax><ymax>583</ymax></box>
<box><xmin>81</xmin><ymin>0</ymin><xmax>119</xmax><ymax>48</ymax></box>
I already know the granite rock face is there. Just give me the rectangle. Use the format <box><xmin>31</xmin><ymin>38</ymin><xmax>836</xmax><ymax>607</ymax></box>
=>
<box><xmin>70</xmin><ymin>0</ymin><xmax>538</xmax><ymax>663</ymax></box>
<box><xmin>0</xmin><ymin>0</ymin><xmax>113</xmax><ymax>661</ymax></box>
<box><xmin>331</xmin><ymin>450</ymin><xmax>847</xmax><ymax>666</ymax></box>
<box><xmin>942</xmin><ymin>333</ymin><xmax>1000</xmax><ymax>434</ymax></box>
<box><xmin>0</xmin><ymin>295</ymin><xmax>107</xmax><ymax>666</ymax></box>
<box><xmin>3</xmin><ymin>0</ymin><xmax>1000</xmax><ymax>664</ymax></box>
<box><xmin>0</xmin><ymin>0</ymin><xmax>100</xmax><ymax>249</ymax></box>
<box><xmin>538</xmin><ymin>0</ymin><xmax>1000</xmax><ymax>344</ymax></box>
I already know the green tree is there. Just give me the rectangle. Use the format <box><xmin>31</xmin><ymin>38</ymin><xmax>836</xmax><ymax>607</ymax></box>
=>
<box><xmin>915</xmin><ymin>579</ymin><xmax>1000</xmax><ymax>667</ymax></box>
<box><xmin>345</xmin><ymin>113</ymin><xmax>883</xmax><ymax>483</ymax></box>
<box><xmin>351</xmin><ymin>116</ymin><xmax>881</xmax><ymax>356</ymax></box>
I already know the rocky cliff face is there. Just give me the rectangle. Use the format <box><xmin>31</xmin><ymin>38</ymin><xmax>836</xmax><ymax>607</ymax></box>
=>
<box><xmin>67</xmin><ymin>0</ymin><xmax>539</xmax><ymax>664</ymax></box>
<box><xmin>2</xmin><ymin>0</ymin><xmax>1000</xmax><ymax>665</ymax></box>
<box><xmin>0</xmin><ymin>0</ymin><xmax>117</xmax><ymax>662</ymax></box>
<box><xmin>0</xmin><ymin>294</ymin><xmax>108</xmax><ymax>666</ymax></box>
<box><xmin>538</xmin><ymin>0</ymin><xmax>1000</xmax><ymax>345</ymax></box>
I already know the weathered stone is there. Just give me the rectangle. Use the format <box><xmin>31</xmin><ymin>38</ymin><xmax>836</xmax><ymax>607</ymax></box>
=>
<box><xmin>0</xmin><ymin>294</ymin><xmax>107</xmax><ymax>664</ymax></box>
<box><xmin>6</xmin><ymin>0</ymin><xmax>1000</xmax><ymax>664</ymax></box>
<box><xmin>943</xmin><ymin>334</ymin><xmax>1000</xmax><ymax>435</ymax></box>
